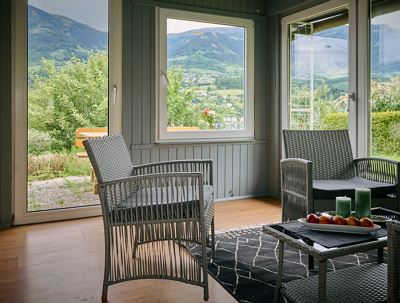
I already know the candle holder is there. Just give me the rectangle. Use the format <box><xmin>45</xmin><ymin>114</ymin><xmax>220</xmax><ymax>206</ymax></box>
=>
<box><xmin>336</xmin><ymin>196</ymin><xmax>351</xmax><ymax>218</ymax></box>
<box><xmin>355</xmin><ymin>188</ymin><xmax>371</xmax><ymax>218</ymax></box>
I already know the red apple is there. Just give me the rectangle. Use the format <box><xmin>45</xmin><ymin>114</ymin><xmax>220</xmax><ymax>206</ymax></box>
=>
<box><xmin>333</xmin><ymin>215</ymin><xmax>347</xmax><ymax>225</ymax></box>
<box><xmin>360</xmin><ymin>217</ymin><xmax>374</xmax><ymax>228</ymax></box>
<box><xmin>319</xmin><ymin>214</ymin><xmax>334</xmax><ymax>224</ymax></box>
<box><xmin>306</xmin><ymin>213</ymin><xmax>319</xmax><ymax>224</ymax></box>
<box><xmin>347</xmin><ymin>216</ymin><xmax>361</xmax><ymax>226</ymax></box>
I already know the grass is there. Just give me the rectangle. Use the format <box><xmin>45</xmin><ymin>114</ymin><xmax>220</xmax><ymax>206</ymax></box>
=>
<box><xmin>28</xmin><ymin>152</ymin><xmax>92</xmax><ymax>182</ymax></box>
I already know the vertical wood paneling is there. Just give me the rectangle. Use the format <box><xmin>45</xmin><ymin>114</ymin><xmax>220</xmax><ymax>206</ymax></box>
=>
<box><xmin>177</xmin><ymin>147</ymin><xmax>185</xmax><ymax>160</ymax></box>
<box><xmin>131</xmin><ymin>5</ymin><xmax>143</xmax><ymax>145</ymax></box>
<box><xmin>125</xmin><ymin>0</ymin><xmax>269</xmax><ymax>200</ymax></box>
<box><xmin>194</xmin><ymin>147</ymin><xmax>202</xmax><ymax>159</ymax></box>
<box><xmin>141</xmin><ymin>7</ymin><xmax>152</xmax><ymax>145</ymax></box>
<box><xmin>168</xmin><ymin>147</ymin><xmax>177</xmax><ymax>160</ymax></box>
<box><xmin>217</xmin><ymin>146</ymin><xmax>225</xmax><ymax>198</ymax></box>
<box><xmin>160</xmin><ymin>148</ymin><xmax>169</xmax><ymax>161</ymax></box>
<box><xmin>239</xmin><ymin>144</ymin><xmax>248</xmax><ymax>196</ymax></box>
<box><xmin>210</xmin><ymin>146</ymin><xmax>218</xmax><ymax>191</ymax></box>
<box><xmin>185</xmin><ymin>147</ymin><xmax>194</xmax><ymax>159</ymax></box>
<box><xmin>141</xmin><ymin>148</ymin><xmax>151</xmax><ymax>164</ymax></box>
<box><xmin>232</xmin><ymin>145</ymin><xmax>240</xmax><ymax>197</ymax></box>
<box><xmin>247</xmin><ymin>144</ymin><xmax>255</xmax><ymax>194</ymax></box>
<box><xmin>225</xmin><ymin>145</ymin><xmax>233</xmax><ymax>197</ymax></box>
<box><xmin>132</xmin><ymin>149</ymin><xmax>142</xmax><ymax>164</ymax></box>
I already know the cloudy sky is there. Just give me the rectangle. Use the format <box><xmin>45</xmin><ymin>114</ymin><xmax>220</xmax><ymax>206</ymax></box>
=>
<box><xmin>29</xmin><ymin>0</ymin><xmax>108</xmax><ymax>32</ymax></box>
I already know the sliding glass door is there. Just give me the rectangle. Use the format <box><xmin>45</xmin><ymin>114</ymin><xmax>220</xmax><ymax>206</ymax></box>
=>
<box><xmin>14</xmin><ymin>0</ymin><xmax>122</xmax><ymax>224</ymax></box>
<box><xmin>282</xmin><ymin>0</ymin><xmax>357</xmax><ymax>146</ymax></box>
<box><xmin>370</xmin><ymin>0</ymin><xmax>400</xmax><ymax>160</ymax></box>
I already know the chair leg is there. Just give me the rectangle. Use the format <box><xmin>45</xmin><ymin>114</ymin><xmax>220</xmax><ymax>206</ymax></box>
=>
<box><xmin>101</xmin><ymin>284</ymin><xmax>108</xmax><ymax>302</ymax></box>
<box><xmin>203</xmin><ymin>285</ymin><xmax>209</xmax><ymax>301</ymax></box>
<box><xmin>211</xmin><ymin>217</ymin><xmax>216</xmax><ymax>259</ymax></box>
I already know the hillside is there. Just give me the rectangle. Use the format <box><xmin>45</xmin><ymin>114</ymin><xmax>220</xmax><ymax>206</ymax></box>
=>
<box><xmin>28</xmin><ymin>5</ymin><xmax>108</xmax><ymax>68</ymax></box>
<box><xmin>167</xmin><ymin>27</ymin><xmax>244</xmax><ymax>72</ymax></box>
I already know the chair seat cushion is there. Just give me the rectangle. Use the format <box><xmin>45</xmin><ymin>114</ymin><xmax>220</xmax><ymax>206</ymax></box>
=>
<box><xmin>313</xmin><ymin>177</ymin><xmax>397</xmax><ymax>199</ymax></box>
<box><xmin>113</xmin><ymin>185</ymin><xmax>214</xmax><ymax>221</ymax></box>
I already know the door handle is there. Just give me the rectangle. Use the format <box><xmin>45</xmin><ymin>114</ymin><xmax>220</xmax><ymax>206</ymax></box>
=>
<box><xmin>347</xmin><ymin>92</ymin><xmax>356</xmax><ymax>111</ymax></box>
<box><xmin>161</xmin><ymin>71</ymin><xmax>170</xmax><ymax>86</ymax></box>
<box><xmin>112</xmin><ymin>85</ymin><xmax>117</xmax><ymax>104</ymax></box>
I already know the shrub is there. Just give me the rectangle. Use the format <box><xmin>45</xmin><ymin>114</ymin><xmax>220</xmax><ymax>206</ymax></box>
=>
<box><xmin>28</xmin><ymin>129</ymin><xmax>52</xmax><ymax>155</ymax></box>
<box><xmin>322</xmin><ymin>111</ymin><xmax>400</xmax><ymax>158</ymax></box>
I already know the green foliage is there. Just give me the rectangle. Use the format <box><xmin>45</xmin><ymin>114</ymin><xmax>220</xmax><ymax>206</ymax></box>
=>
<box><xmin>167</xmin><ymin>68</ymin><xmax>200</xmax><ymax>127</ymax></box>
<box><xmin>28</xmin><ymin>52</ymin><xmax>108</xmax><ymax>151</ymax></box>
<box><xmin>28</xmin><ymin>129</ymin><xmax>52</xmax><ymax>155</ymax></box>
<box><xmin>371</xmin><ymin>76</ymin><xmax>400</xmax><ymax>112</ymax></box>
<box><xmin>323</xmin><ymin>111</ymin><xmax>400</xmax><ymax>159</ymax></box>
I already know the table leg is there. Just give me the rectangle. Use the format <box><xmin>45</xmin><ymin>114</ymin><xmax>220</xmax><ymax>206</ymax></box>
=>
<box><xmin>378</xmin><ymin>248</ymin><xmax>384</xmax><ymax>264</ymax></box>
<box><xmin>274</xmin><ymin>241</ymin><xmax>284</xmax><ymax>303</ymax></box>
<box><xmin>318</xmin><ymin>260</ymin><xmax>327</xmax><ymax>303</ymax></box>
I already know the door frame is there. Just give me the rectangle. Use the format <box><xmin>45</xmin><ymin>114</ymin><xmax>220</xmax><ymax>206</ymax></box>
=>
<box><xmin>281</xmin><ymin>0</ymin><xmax>358</xmax><ymax>154</ymax></box>
<box><xmin>12</xmin><ymin>0</ymin><xmax>122</xmax><ymax>225</ymax></box>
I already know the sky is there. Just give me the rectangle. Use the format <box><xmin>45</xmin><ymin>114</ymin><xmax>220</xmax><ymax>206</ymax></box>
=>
<box><xmin>28</xmin><ymin>0</ymin><xmax>108</xmax><ymax>32</ymax></box>
<box><xmin>167</xmin><ymin>18</ymin><xmax>232</xmax><ymax>33</ymax></box>
<box><xmin>372</xmin><ymin>11</ymin><xmax>400</xmax><ymax>29</ymax></box>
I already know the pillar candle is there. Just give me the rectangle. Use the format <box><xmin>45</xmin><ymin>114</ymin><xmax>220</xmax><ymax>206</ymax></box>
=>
<box><xmin>336</xmin><ymin>196</ymin><xmax>351</xmax><ymax>218</ymax></box>
<box><xmin>355</xmin><ymin>188</ymin><xmax>371</xmax><ymax>218</ymax></box>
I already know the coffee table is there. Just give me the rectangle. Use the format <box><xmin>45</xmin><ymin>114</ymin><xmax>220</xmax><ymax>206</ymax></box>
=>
<box><xmin>263</xmin><ymin>207</ymin><xmax>400</xmax><ymax>303</ymax></box>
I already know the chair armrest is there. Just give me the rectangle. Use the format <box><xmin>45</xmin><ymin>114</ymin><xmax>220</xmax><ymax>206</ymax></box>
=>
<box><xmin>281</xmin><ymin>158</ymin><xmax>314</xmax><ymax>220</ymax></box>
<box><xmin>354</xmin><ymin>157</ymin><xmax>400</xmax><ymax>185</ymax></box>
<box><xmin>99</xmin><ymin>172</ymin><xmax>206</xmax><ymax>223</ymax></box>
<box><xmin>133</xmin><ymin>160</ymin><xmax>213</xmax><ymax>185</ymax></box>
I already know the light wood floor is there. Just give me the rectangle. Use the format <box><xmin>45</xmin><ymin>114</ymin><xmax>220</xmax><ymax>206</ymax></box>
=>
<box><xmin>0</xmin><ymin>197</ymin><xmax>281</xmax><ymax>303</ymax></box>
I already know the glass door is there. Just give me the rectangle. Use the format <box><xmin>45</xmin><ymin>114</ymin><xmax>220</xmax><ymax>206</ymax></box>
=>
<box><xmin>369</xmin><ymin>0</ymin><xmax>400</xmax><ymax>160</ymax></box>
<box><xmin>14</xmin><ymin>0</ymin><xmax>122</xmax><ymax>224</ymax></box>
<box><xmin>282</xmin><ymin>0</ymin><xmax>357</xmax><ymax>145</ymax></box>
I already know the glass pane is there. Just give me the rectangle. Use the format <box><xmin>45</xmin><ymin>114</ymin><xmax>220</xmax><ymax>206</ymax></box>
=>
<box><xmin>27</xmin><ymin>1</ymin><xmax>108</xmax><ymax>211</ymax></box>
<box><xmin>289</xmin><ymin>10</ymin><xmax>349</xmax><ymax>130</ymax></box>
<box><xmin>166</xmin><ymin>19</ymin><xmax>245</xmax><ymax>131</ymax></box>
<box><xmin>370</xmin><ymin>0</ymin><xmax>400</xmax><ymax>160</ymax></box>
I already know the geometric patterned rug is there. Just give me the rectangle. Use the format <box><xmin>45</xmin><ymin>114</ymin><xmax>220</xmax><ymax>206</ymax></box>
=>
<box><xmin>192</xmin><ymin>227</ymin><xmax>386</xmax><ymax>303</ymax></box>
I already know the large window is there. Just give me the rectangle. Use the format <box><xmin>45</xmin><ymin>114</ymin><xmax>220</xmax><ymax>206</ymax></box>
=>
<box><xmin>370</xmin><ymin>0</ymin><xmax>400</xmax><ymax>160</ymax></box>
<box><xmin>156</xmin><ymin>9</ymin><xmax>254</xmax><ymax>142</ymax></box>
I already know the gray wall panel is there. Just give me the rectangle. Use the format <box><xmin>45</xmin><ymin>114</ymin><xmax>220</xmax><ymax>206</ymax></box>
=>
<box><xmin>123</xmin><ymin>0</ymin><xmax>269</xmax><ymax>200</ymax></box>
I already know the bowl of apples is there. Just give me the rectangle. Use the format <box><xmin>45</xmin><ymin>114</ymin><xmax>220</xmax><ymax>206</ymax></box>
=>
<box><xmin>298</xmin><ymin>213</ymin><xmax>381</xmax><ymax>234</ymax></box>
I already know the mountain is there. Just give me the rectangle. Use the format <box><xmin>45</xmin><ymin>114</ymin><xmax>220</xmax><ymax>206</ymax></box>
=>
<box><xmin>28</xmin><ymin>5</ymin><xmax>108</xmax><ymax>68</ymax></box>
<box><xmin>167</xmin><ymin>27</ymin><xmax>245</xmax><ymax>72</ymax></box>
<box><xmin>291</xmin><ymin>24</ymin><xmax>400</xmax><ymax>80</ymax></box>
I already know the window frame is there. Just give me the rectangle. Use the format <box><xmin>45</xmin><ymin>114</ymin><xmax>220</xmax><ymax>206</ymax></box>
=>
<box><xmin>13</xmin><ymin>0</ymin><xmax>123</xmax><ymax>225</ymax></box>
<box><xmin>156</xmin><ymin>8</ymin><xmax>255</xmax><ymax>143</ymax></box>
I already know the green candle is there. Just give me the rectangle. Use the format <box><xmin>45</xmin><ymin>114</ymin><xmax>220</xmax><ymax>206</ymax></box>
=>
<box><xmin>355</xmin><ymin>188</ymin><xmax>371</xmax><ymax>218</ymax></box>
<box><xmin>336</xmin><ymin>196</ymin><xmax>351</xmax><ymax>217</ymax></box>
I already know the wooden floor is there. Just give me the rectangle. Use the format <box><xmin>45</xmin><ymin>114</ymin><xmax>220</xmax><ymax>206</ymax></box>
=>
<box><xmin>0</xmin><ymin>197</ymin><xmax>281</xmax><ymax>303</ymax></box>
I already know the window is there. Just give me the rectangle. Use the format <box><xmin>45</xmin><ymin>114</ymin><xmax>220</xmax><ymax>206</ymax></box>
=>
<box><xmin>370</xmin><ymin>0</ymin><xmax>400</xmax><ymax>161</ymax></box>
<box><xmin>156</xmin><ymin>9</ymin><xmax>254</xmax><ymax>142</ymax></box>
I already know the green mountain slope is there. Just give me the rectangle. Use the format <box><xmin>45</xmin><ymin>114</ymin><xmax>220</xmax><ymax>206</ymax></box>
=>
<box><xmin>28</xmin><ymin>5</ymin><xmax>108</xmax><ymax>68</ymax></box>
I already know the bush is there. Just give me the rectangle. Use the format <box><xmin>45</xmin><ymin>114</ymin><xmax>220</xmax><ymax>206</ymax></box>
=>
<box><xmin>322</xmin><ymin>111</ymin><xmax>400</xmax><ymax>158</ymax></box>
<box><xmin>28</xmin><ymin>129</ymin><xmax>53</xmax><ymax>155</ymax></box>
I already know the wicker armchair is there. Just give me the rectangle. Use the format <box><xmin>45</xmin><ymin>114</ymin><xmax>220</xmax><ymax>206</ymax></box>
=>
<box><xmin>83</xmin><ymin>134</ymin><xmax>215</xmax><ymax>302</ymax></box>
<box><xmin>387</xmin><ymin>220</ymin><xmax>400</xmax><ymax>303</ymax></box>
<box><xmin>281</xmin><ymin>130</ymin><xmax>400</xmax><ymax>221</ymax></box>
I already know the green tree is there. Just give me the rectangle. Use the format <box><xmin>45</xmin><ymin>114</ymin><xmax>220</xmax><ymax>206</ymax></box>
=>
<box><xmin>371</xmin><ymin>76</ymin><xmax>400</xmax><ymax>112</ymax></box>
<box><xmin>167</xmin><ymin>68</ymin><xmax>200</xmax><ymax>127</ymax></box>
<box><xmin>28</xmin><ymin>52</ymin><xmax>108</xmax><ymax>151</ymax></box>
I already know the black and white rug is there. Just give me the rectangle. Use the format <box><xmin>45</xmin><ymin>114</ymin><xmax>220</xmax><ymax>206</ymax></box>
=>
<box><xmin>192</xmin><ymin>226</ymin><xmax>386</xmax><ymax>303</ymax></box>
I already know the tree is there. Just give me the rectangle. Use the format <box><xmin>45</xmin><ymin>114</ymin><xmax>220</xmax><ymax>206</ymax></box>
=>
<box><xmin>28</xmin><ymin>52</ymin><xmax>108</xmax><ymax>151</ymax></box>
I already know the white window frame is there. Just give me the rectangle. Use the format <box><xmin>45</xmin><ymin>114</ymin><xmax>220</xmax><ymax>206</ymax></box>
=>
<box><xmin>12</xmin><ymin>0</ymin><xmax>122</xmax><ymax>225</ymax></box>
<box><xmin>156</xmin><ymin>8</ymin><xmax>255</xmax><ymax>143</ymax></box>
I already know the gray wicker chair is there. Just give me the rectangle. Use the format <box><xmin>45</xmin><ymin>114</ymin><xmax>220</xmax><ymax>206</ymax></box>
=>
<box><xmin>83</xmin><ymin>134</ymin><xmax>215</xmax><ymax>302</ymax></box>
<box><xmin>281</xmin><ymin>130</ymin><xmax>400</xmax><ymax>221</ymax></box>
<box><xmin>387</xmin><ymin>220</ymin><xmax>400</xmax><ymax>303</ymax></box>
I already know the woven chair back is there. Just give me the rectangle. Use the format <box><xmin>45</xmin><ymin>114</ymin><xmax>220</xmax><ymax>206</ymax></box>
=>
<box><xmin>282</xmin><ymin>129</ymin><xmax>355</xmax><ymax>180</ymax></box>
<box><xmin>83</xmin><ymin>134</ymin><xmax>134</xmax><ymax>183</ymax></box>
